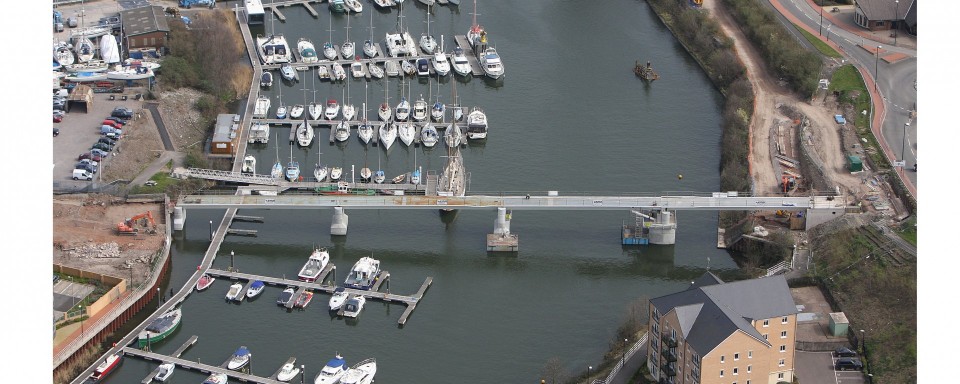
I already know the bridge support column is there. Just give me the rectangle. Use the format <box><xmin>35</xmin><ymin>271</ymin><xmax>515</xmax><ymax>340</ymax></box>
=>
<box><xmin>173</xmin><ymin>206</ymin><xmax>186</xmax><ymax>231</ymax></box>
<box><xmin>330</xmin><ymin>207</ymin><xmax>349</xmax><ymax>236</ymax></box>
<box><xmin>487</xmin><ymin>208</ymin><xmax>518</xmax><ymax>252</ymax></box>
<box><xmin>648</xmin><ymin>209</ymin><xmax>677</xmax><ymax>245</ymax></box>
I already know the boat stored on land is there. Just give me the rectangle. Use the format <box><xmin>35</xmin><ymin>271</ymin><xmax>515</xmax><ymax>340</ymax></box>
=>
<box><xmin>298</xmin><ymin>248</ymin><xmax>330</xmax><ymax>282</ymax></box>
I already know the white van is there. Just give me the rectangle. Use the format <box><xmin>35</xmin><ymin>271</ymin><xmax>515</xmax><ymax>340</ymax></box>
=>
<box><xmin>72</xmin><ymin>169</ymin><xmax>93</xmax><ymax>181</ymax></box>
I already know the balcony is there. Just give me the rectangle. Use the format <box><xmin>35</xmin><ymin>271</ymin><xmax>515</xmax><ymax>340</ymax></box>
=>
<box><xmin>661</xmin><ymin>334</ymin><xmax>678</xmax><ymax>348</ymax></box>
<box><xmin>658</xmin><ymin>378</ymin><xmax>676</xmax><ymax>384</ymax></box>
<box><xmin>661</xmin><ymin>364</ymin><xmax>677</xmax><ymax>377</ymax></box>
<box><xmin>665</xmin><ymin>350</ymin><xmax>678</xmax><ymax>362</ymax></box>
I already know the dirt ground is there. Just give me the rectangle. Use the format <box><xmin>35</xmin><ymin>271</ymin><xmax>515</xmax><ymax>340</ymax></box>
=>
<box><xmin>52</xmin><ymin>195</ymin><xmax>166</xmax><ymax>287</ymax></box>
<box><xmin>792</xmin><ymin>286</ymin><xmax>849</xmax><ymax>343</ymax></box>
<box><xmin>702</xmin><ymin>1</ymin><xmax>875</xmax><ymax>203</ymax></box>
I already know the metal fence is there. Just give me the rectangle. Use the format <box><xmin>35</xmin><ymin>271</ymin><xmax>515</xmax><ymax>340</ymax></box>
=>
<box><xmin>600</xmin><ymin>333</ymin><xmax>648</xmax><ymax>384</ymax></box>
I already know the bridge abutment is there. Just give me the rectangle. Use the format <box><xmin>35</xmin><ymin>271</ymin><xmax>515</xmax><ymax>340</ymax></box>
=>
<box><xmin>648</xmin><ymin>209</ymin><xmax>677</xmax><ymax>245</ymax></box>
<box><xmin>173</xmin><ymin>206</ymin><xmax>186</xmax><ymax>231</ymax></box>
<box><xmin>487</xmin><ymin>207</ymin><xmax>518</xmax><ymax>252</ymax></box>
<box><xmin>331</xmin><ymin>207</ymin><xmax>349</xmax><ymax>236</ymax></box>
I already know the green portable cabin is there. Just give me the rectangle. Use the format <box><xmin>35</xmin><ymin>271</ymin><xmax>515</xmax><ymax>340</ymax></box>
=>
<box><xmin>847</xmin><ymin>155</ymin><xmax>863</xmax><ymax>172</ymax></box>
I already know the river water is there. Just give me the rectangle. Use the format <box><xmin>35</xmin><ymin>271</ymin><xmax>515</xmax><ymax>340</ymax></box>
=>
<box><xmin>105</xmin><ymin>0</ymin><xmax>736</xmax><ymax>382</ymax></box>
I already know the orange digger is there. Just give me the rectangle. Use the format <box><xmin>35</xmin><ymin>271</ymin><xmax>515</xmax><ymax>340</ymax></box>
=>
<box><xmin>117</xmin><ymin>211</ymin><xmax>157</xmax><ymax>235</ymax></box>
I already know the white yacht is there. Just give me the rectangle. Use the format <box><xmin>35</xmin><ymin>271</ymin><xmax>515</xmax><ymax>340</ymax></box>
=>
<box><xmin>280</xmin><ymin>63</ymin><xmax>297</xmax><ymax>81</ymax></box>
<box><xmin>314</xmin><ymin>354</ymin><xmax>348</xmax><ymax>384</ymax></box>
<box><xmin>358</xmin><ymin>120</ymin><xmax>374</xmax><ymax>144</ymax></box>
<box><xmin>395</xmin><ymin>97</ymin><xmax>410</xmax><ymax>121</ymax></box>
<box><xmin>328</xmin><ymin>287</ymin><xmax>348</xmax><ymax>311</ymax></box>
<box><xmin>342</xmin><ymin>103</ymin><xmax>356</xmax><ymax>121</ymax></box>
<box><xmin>368</xmin><ymin>62</ymin><xmax>384</xmax><ymax>79</ymax></box>
<box><xmin>363</xmin><ymin>40</ymin><xmax>378</xmax><ymax>58</ymax></box>
<box><xmin>339</xmin><ymin>358</ymin><xmax>377</xmax><ymax>384</ymax></box>
<box><xmin>276</xmin><ymin>362</ymin><xmax>301</xmax><ymax>382</ymax></box>
<box><xmin>225</xmin><ymin>282</ymin><xmax>244</xmax><ymax>301</ymax></box>
<box><xmin>385</xmin><ymin>31</ymin><xmax>416</xmax><ymax>57</ymax></box>
<box><xmin>445</xmin><ymin>121</ymin><xmax>463</xmax><ymax>148</ymax></box>
<box><xmin>308</xmin><ymin>103</ymin><xmax>323</xmax><ymax>120</ymax></box>
<box><xmin>351</xmin><ymin>61</ymin><xmax>364</xmax><ymax>78</ymax></box>
<box><xmin>227</xmin><ymin>346</ymin><xmax>251</xmax><ymax>370</ymax></box>
<box><xmin>297</xmin><ymin>38</ymin><xmax>319</xmax><ymax>63</ymax></box>
<box><xmin>379</xmin><ymin>122</ymin><xmax>397</xmax><ymax>149</ymax></box>
<box><xmin>290</xmin><ymin>104</ymin><xmax>304</xmax><ymax>119</ymax></box>
<box><xmin>432</xmin><ymin>50</ymin><xmax>450</xmax><ymax>77</ymax></box>
<box><xmin>431</xmin><ymin>100</ymin><xmax>445</xmax><ymax>122</ymax></box>
<box><xmin>480</xmin><ymin>47</ymin><xmax>504</xmax><ymax>79</ymax></box>
<box><xmin>411</xmin><ymin>96</ymin><xmax>428</xmax><ymax>122</ymax></box>
<box><xmin>324</xmin><ymin>99</ymin><xmax>341</xmax><ymax>120</ymax></box>
<box><xmin>466</xmin><ymin>107</ymin><xmax>488</xmax><ymax>139</ymax></box>
<box><xmin>343</xmin><ymin>256</ymin><xmax>381</xmax><ymax>290</ymax></box>
<box><xmin>296</xmin><ymin>122</ymin><xmax>314</xmax><ymax>146</ymax></box>
<box><xmin>341</xmin><ymin>41</ymin><xmax>355</xmax><ymax>60</ymax></box>
<box><xmin>330</xmin><ymin>167</ymin><xmax>343</xmax><ymax>181</ymax></box>
<box><xmin>332</xmin><ymin>64</ymin><xmax>347</xmax><ymax>81</ymax></box>
<box><xmin>257</xmin><ymin>34</ymin><xmax>293</xmax><ymax>64</ymax></box>
<box><xmin>297</xmin><ymin>248</ymin><xmax>330</xmax><ymax>282</ymax></box>
<box><xmin>378</xmin><ymin>102</ymin><xmax>392</xmax><ymax>121</ymax></box>
<box><xmin>322</xmin><ymin>42</ymin><xmax>338</xmax><ymax>61</ymax></box>
<box><xmin>242</xmin><ymin>155</ymin><xmax>257</xmax><ymax>174</ymax></box>
<box><xmin>154</xmin><ymin>363</ymin><xmax>175</xmax><ymax>382</ymax></box>
<box><xmin>397</xmin><ymin>122</ymin><xmax>415</xmax><ymax>146</ymax></box>
<box><xmin>342</xmin><ymin>295</ymin><xmax>366</xmax><ymax>318</ymax></box>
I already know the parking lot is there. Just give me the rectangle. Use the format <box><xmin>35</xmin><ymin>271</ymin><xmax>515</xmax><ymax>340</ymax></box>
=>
<box><xmin>53</xmin><ymin>91</ymin><xmax>143</xmax><ymax>190</ymax></box>
<box><xmin>796</xmin><ymin>351</ymin><xmax>867</xmax><ymax>384</ymax></box>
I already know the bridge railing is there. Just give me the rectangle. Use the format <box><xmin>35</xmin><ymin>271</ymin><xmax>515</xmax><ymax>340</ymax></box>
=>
<box><xmin>183</xmin><ymin>188</ymin><xmax>839</xmax><ymax>198</ymax></box>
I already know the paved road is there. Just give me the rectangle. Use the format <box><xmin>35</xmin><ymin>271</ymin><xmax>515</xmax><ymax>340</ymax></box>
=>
<box><xmin>144</xmin><ymin>102</ymin><xmax>176</xmax><ymax>151</ymax></box>
<box><xmin>606</xmin><ymin>340</ymin><xmax>648</xmax><ymax>384</ymax></box>
<box><xmin>766</xmin><ymin>0</ymin><xmax>917</xmax><ymax>196</ymax></box>
<box><xmin>129</xmin><ymin>151</ymin><xmax>186</xmax><ymax>187</ymax></box>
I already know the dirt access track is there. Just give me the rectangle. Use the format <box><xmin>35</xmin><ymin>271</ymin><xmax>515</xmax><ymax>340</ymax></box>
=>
<box><xmin>53</xmin><ymin>194</ymin><xmax>165</xmax><ymax>287</ymax></box>
<box><xmin>702</xmin><ymin>1</ymin><xmax>866</xmax><ymax>198</ymax></box>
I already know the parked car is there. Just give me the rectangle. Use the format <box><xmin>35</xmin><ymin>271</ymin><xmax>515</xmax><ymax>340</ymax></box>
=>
<box><xmin>79</xmin><ymin>153</ymin><xmax>104</xmax><ymax>162</ymax></box>
<box><xmin>75</xmin><ymin>163</ymin><xmax>98</xmax><ymax>173</ymax></box>
<box><xmin>54</xmin><ymin>114</ymin><xmax>63</xmax><ymax>123</ymax></box>
<box><xmin>54</xmin><ymin>128</ymin><xmax>60</xmax><ymax>137</ymax></box>
<box><xmin>98</xmin><ymin>137</ymin><xmax>117</xmax><ymax>146</ymax></box>
<box><xmin>72</xmin><ymin>169</ymin><xmax>93</xmax><ymax>181</ymax></box>
<box><xmin>105</xmin><ymin>117</ymin><xmax>127</xmax><ymax>125</ymax></box>
<box><xmin>90</xmin><ymin>148</ymin><xmax>109</xmax><ymax>157</ymax></box>
<box><xmin>835</xmin><ymin>358</ymin><xmax>863</xmax><ymax>371</ymax></box>
<box><xmin>834</xmin><ymin>347</ymin><xmax>857</xmax><ymax>358</ymax></box>
<box><xmin>91</xmin><ymin>142</ymin><xmax>113</xmax><ymax>152</ymax></box>
<box><xmin>102</xmin><ymin>120</ymin><xmax>123</xmax><ymax>129</ymax></box>
<box><xmin>77</xmin><ymin>158</ymin><xmax>99</xmax><ymax>167</ymax></box>
<box><xmin>111</xmin><ymin>107</ymin><xmax>134</xmax><ymax>118</ymax></box>
<box><xmin>100</xmin><ymin>125</ymin><xmax>122</xmax><ymax>135</ymax></box>
<box><xmin>104</xmin><ymin>131</ymin><xmax>121</xmax><ymax>140</ymax></box>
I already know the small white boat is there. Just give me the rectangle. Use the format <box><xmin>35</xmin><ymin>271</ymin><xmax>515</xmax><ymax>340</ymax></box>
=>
<box><xmin>360</xmin><ymin>167</ymin><xmax>373</xmax><ymax>181</ymax></box>
<box><xmin>227</xmin><ymin>346</ymin><xmax>252</xmax><ymax>370</ymax></box>
<box><xmin>432</xmin><ymin>51</ymin><xmax>450</xmax><ymax>77</ymax></box>
<box><xmin>384</xmin><ymin>60</ymin><xmax>401</xmax><ymax>77</ymax></box>
<box><xmin>341</xmin><ymin>41</ymin><xmax>356</xmax><ymax>59</ymax></box>
<box><xmin>324</xmin><ymin>99</ymin><xmax>340</xmax><ymax>120</ymax></box>
<box><xmin>261</xmin><ymin>71</ymin><xmax>274</xmax><ymax>87</ymax></box>
<box><xmin>372</xmin><ymin>0</ymin><xmax>395</xmax><ymax>7</ymax></box>
<box><xmin>363</xmin><ymin>40</ymin><xmax>378</xmax><ymax>58</ymax></box>
<box><xmin>420</xmin><ymin>123</ymin><xmax>439</xmax><ymax>147</ymax></box>
<box><xmin>345</xmin><ymin>0</ymin><xmax>363</xmax><ymax>12</ymax></box>
<box><xmin>344</xmin><ymin>256</ymin><xmax>381</xmax><ymax>290</ymax></box>
<box><xmin>328</xmin><ymin>287</ymin><xmax>349</xmax><ymax>310</ymax></box>
<box><xmin>203</xmin><ymin>372</ymin><xmax>228</xmax><ymax>384</ymax></box>
<box><xmin>105</xmin><ymin>66</ymin><xmax>154</xmax><ymax>80</ymax></box>
<box><xmin>419</xmin><ymin>34</ymin><xmax>437</xmax><ymax>55</ymax></box>
<box><xmin>246</xmin><ymin>280</ymin><xmax>265</xmax><ymax>298</ymax></box>
<box><xmin>298</xmin><ymin>248</ymin><xmax>330</xmax><ymax>282</ymax></box>
<box><xmin>395</xmin><ymin>97</ymin><xmax>410</xmax><ymax>121</ymax></box>
<box><xmin>276</xmin><ymin>105</ymin><xmax>288</xmax><ymax>119</ymax></box>
<box><xmin>332</xmin><ymin>64</ymin><xmax>347</xmax><ymax>81</ymax></box>
<box><xmin>54</xmin><ymin>41</ymin><xmax>75</xmax><ymax>66</ymax></box>
<box><xmin>308</xmin><ymin>103</ymin><xmax>323</xmax><ymax>120</ymax></box>
<box><xmin>451</xmin><ymin>46</ymin><xmax>472</xmax><ymax>76</ymax></box>
<box><xmin>385</xmin><ymin>31</ymin><xmax>417</xmax><ymax>57</ymax></box>
<box><xmin>254</xmin><ymin>96</ymin><xmax>272</xmax><ymax>118</ymax></box>
<box><xmin>298</xmin><ymin>38</ymin><xmax>319</xmax><ymax>63</ymax></box>
<box><xmin>373</xmin><ymin>170</ymin><xmax>386</xmax><ymax>184</ymax></box>
<box><xmin>378</xmin><ymin>103</ymin><xmax>392</xmax><ymax>121</ymax></box>
<box><xmin>466</xmin><ymin>107</ymin><xmax>488</xmax><ymax>139</ymax></box>
<box><xmin>480</xmin><ymin>47</ymin><xmax>504</xmax><ymax>79</ymax></box>
<box><xmin>342</xmin><ymin>295</ymin><xmax>366</xmax><ymax>318</ymax></box>
<box><xmin>322</xmin><ymin>42</ymin><xmax>338</xmax><ymax>61</ymax></box>
<box><xmin>276</xmin><ymin>362</ymin><xmax>301</xmax><ymax>382</ymax></box>
<box><xmin>330</xmin><ymin>167</ymin><xmax>343</xmax><ymax>181</ymax></box>
<box><xmin>290</xmin><ymin>104</ymin><xmax>305</xmax><ymax>119</ymax></box>
<box><xmin>446</xmin><ymin>122</ymin><xmax>463</xmax><ymax>148</ymax></box>
<box><xmin>314</xmin><ymin>354</ymin><xmax>348</xmax><ymax>384</ymax></box>
<box><xmin>272</xmin><ymin>161</ymin><xmax>284</xmax><ymax>179</ymax></box>
<box><xmin>65</xmin><ymin>71</ymin><xmax>108</xmax><ymax>82</ymax></box>
<box><xmin>318</xmin><ymin>65</ymin><xmax>331</xmax><ymax>80</ymax></box>
<box><xmin>225</xmin><ymin>282</ymin><xmax>244</xmax><ymax>301</ymax></box>
<box><xmin>342</xmin><ymin>103</ymin><xmax>356</xmax><ymax>121</ymax></box>
<box><xmin>379</xmin><ymin>122</ymin><xmax>397</xmax><ymax>149</ymax></box>
<box><xmin>123</xmin><ymin>59</ymin><xmax>162</xmax><ymax>71</ymax></box>
<box><xmin>339</xmin><ymin>358</ymin><xmax>377</xmax><ymax>384</ymax></box>
<box><xmin>285</xmin><ymin>159</ymin><xmax>300</xmax><ymax>182</ymax></box>
<box><xmin>367</xmin><ymin>62</ymin><xmax>384</xmax><ymax>79</ymax></box>
<box><xmin>75</xmin><ymin>37</ymin><xmax>96</xmax><ymax>63</ymax></box>
<box><xmin>392</xmin><ymin>173</ymin><xmax>405</xmax><ymax>184</ymax></box>
<box><xmin>412</xmin><ymin>96</ymin><xmax>428</xmax><ymax>121</ymax></box>
<box><xmin>154</xmin><ymin>363</ymin><xmax>175</xmax><ymax>382</ymax></box>
<box><xmin>196</xmin><ymin>274</ymin><xmax>215</xmax><ymax>291</ymax></box>
<box><xmin>431</xmin><ymin>100</ymin><xmax>445</xmax><ymax>122</ymax></box>
<box><xmin>297</xmin><ymin>122</ymin><xmax>314</xmax><ymax>147</ymax></box>
<box><xmin>64</xmin><ymin>60</ymin><xmax>109</xmax><ymax>73</ymax></box>
<box><xmin>242</xmin><ymin>155</ymin><xmax>256</xmax><ymax>174</ymax></box>
<box><xmin>280</xmin><ymin>63</ymin><xmax>297</xmax><ymax>81</ymax></box>
<box><xmin>334</xmin><ymin>121</ymin><xmax>351</xmax><ymax>142</ymax></box>
<box><xmin>315</xmin><ymin>151</ymin><xmax>328</xmax><ymax>181</ymax></box>
<box><xmin>351</xmin><ymin>61</ymin><xmax>364</xmax><ymax>78</ymax></box>
<box><xmin>401</xmin><ymin>59</ymin><xmax>416</xmax><ymax>76</ymax></box>
<box><xmin>358</xmin><ymin>121</ymin><xmax>374</xmax><ymax>144</ymax></box>
<box><xmin>397</xmin><ymin>122</ymin><xmax>415</xmax><ymax>146</ymax></box>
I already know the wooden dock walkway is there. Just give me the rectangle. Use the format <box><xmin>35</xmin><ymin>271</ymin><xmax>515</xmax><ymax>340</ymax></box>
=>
<box><xmin>266</xmin><ymin>6</ymin><xmax>286</xmax><ymax>21</ymax></box>
<box><xmin>233</xmin><ymin>215</ymin><xmax>265</xmax><ymax>222</ymax></box>
<box><xmin>285</xmin><ymin>286</ymin><xmax>306</xmax><ymax>309</ymax></box>
<box><xmin>140</xmin><ymin>336</ymin><xmax>198</xmax><ymax>383</ymax></box>
<box><xmin>227</xmin><ymin>228</ymin><xmax>258</xmax><ymax>236</ymax></box>
<box><xmin>122</xmin><ymin>347</ymin><xmax>286</xmax><ymax>384</ymax></box>
<box><xmin>453</xmin><ymin>35</ymin><xmax>484</xmax><ymax>76</ymax></box>
<box><xmin>398</xmin><ymin>276</ymin><xmax>433</xmax><ymax>325</ymax></box>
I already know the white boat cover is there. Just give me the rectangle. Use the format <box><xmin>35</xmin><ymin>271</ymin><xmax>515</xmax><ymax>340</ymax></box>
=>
<box><xmin>100</xmin><ymin>34</ymin><xmax>121</xmax><ymax>64</ymax></box>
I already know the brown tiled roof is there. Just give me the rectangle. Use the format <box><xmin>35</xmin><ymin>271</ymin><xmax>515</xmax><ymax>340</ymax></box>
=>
<box><xmin>857</xmin><ymin>0</ymin><xmax>913</xmax><ymax>21</ymax></box>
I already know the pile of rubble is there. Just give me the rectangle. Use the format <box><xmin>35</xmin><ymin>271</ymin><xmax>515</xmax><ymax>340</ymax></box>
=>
<box><xmin>157</xmin><ymin>88</ymin><xmax>205</xmax><ymax>150</ymax></box>
<box><xmin>65</xmin><ymin>242</ymin><xmax>121</xmax><ymax>259</ymax></box>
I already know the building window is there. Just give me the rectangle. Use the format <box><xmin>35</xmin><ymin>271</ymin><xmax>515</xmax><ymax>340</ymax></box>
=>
<box><xmin>721</xmin><ymin>355</ymin><xmax>725</xmax><ymax>363</ymax></box>
<box><xmin>720</xmin><ymin>370</ymin><xmax>724</xmax><ymax>377</ymax></box>
<box><xmin>778</xmin><ymin>372</ymin><xmax>785</xmax><ymax>379</ymax></box>
<box><xmin>747</xmin><ymin>381</ymin><xmax>751</xmax><ymax>384</ymax></box>
<box><xmin>779</xmin><ymin>359</ymin><xmax>785</xmax><ymax>367</ymax></box>
<box><xmin>151</xmin><ymin>37</ymin><xmax>156</xmax><ymax>46</ymax></box>
<box><xmin>781</xmin><ymin>331</ymin><xmax>787</xmax><ymax>339</ymax></box>
<box><xmin>782</xmin><ymin>316</ymin><xmax>788</xmax><ymax>324</ymax></box>
<box><xmin>733</xmin><ymin>367</ymin><xmax>739</xmax><ymax>375</ymax></box>
<box><xmin>763</xmin><ymin>334</ymin><xmax>768</xmax><ymax>340</ymax></box>
<box><xmin>748</xmin><ymin>351</ymin><xmax>753</xmax><ymax>358</ymax></box>
<box><xmin>780</xmin><ymin>345</ymin><xmax>787</xmax><ymax>352</ymax></box>
<box><xmin>763</xmin><ymin>320</ymin><xmax>769</xmax><ymax>327</ymax></box>
<box><xmin>734</xmin><ymin>353</ymin><xmax>739</xmax><ymax>361</ymax></box>
<box><xmin>747</xmin><ymin>365</ymin><xmax>752</xmax><ymax>373</ymax></box>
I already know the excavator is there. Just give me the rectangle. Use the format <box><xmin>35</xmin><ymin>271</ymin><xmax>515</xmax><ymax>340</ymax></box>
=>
<box><xmin>117</xmin><ymin>211</ymin><xmax>157</xmax><ymax>235</ymax></box>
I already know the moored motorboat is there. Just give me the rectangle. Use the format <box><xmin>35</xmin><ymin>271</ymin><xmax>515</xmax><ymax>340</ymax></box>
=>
<box><xmin>225</xmin><ymin>282</ymin><xmax>244</xmax><ymax>301</ymax></box>
<box><xmin>276</xmin><ymin>104</ymin><xmax>288</xmax><ymax>119</ymax></box>
<box><xmin>351</xmin><ymin>60</ymin><xmax>364</xmax><ymax>78</ymax></box>
<box><xmin>345</xmin><ymin>0</ymin><xmax>363</xmax><ymax>12</ymax></box>
<box><xmin>242</xmin><ymin>155</ymin><xmax>256</xmax><ymax>174</ymax></box>
<box><xmin>298</xmin><ymin>38</ymin><xmax>319</xmax><ymax>63</ymax></box>
<box><xmin>339</xmin><ymin>358</ymin><xmax>377</xmax><ymax>384</ymax></box>
<box><xmin>246</xmin><ymin>280</ymin><xmax>265</xmax><ymax>298</ymax></box>
<box><xmin>479</xmin><ymin>47</ymin><xmax>504</xmax><ymax>79</ymax></box>
<box><xmin>290</xmin><ymin>104</ymin><xmax>305</xmax><ymax>119</ymax></box>
<box><xmin>360</xmin><ymin>167</ymin><xmax>373</xmax><ymax>181</ymax></box>
<box><xmin>341</xmin><ymin>41</ymin><xmax>355</xmax><ymax>60</ymax></box>
<box><xmin>332</xmin><ymin>63</ymin><xmax>347</xmax><ymax>81</ymax></box>
<box><xmin>451</xmin><ymin>47</ymin><xmax>471</xmax><ymax>76</ymax></box>
<box><xmin>411</xmin><ymin>168</ymin><xmax>421</xmax><ymax>184</ymax></box>
<box><xmin>329</xmin><ymin>287</ymin><xmax>349</xmax><ymax>310</ymax></box>
<box><xmin>401</xmin><ymin>59</ymin><xmax>416</xmax><ymax>76</ymax></box>
<box><xmin>343</xmin><ymin>256</ymin><xmax>381</xmax><ymax>290</ymax></box>
<box><xmin>415</xmin><ymin>58</ymin><xmax>430</xmax><ymax>76</ymax></box>
<box><xmin>412</xmin><ymin>96</ymin><xmax>428</xmax><ymax>121</ymax></box>
<box><xmin>154</xmin><ymin>363</ymin><xmax>175</xmax><ymax>382</ymax></box>
<box><xmin>277</xmin><ymin>287</ymin><xmax>296</xmax><ymax>306</ymax></box>
<box><xmin>397</xmin><ymin>122</ymin><xmax>415</xmax><ymax>146</ymax></box>
<box><xmin>341</xmin><ymin>295</ymin><xmax>366</xmax><ymax>318</ymax></box>
<box><xmin>196</xmin><ymin>274</ymin><xmax>215</xmax><ymax>291</ymax></box>
<box><xmin>257</xmin><ymin>34</ymin><xmax>293</xmax><ymax>64</ymax></box>
<box><xmin>261</xmin><ymin>70</ymin><xmax>274</xmax><ymax>87</ymax></box>
<box><xmin>420</xmin><ymin>123</ymin><xmax>439</xmax><ymax>147</ymax></box>
<box><xmin>363</xmin><ymin>40</ymin><xmax>377</xmax><ymax>58</ymax></box>
<box><xmin>330</xmin><ymin>167</ymin><xmax>344</xmax><ymax>181</ymax></box>
<box><xmin>203</xmin><ymin>372</ymin><xmax>228</xmax><ymax>384</ymax></box>
<box><xmin>431</xmin><ymin>100</ymin><xmax>445</xmax><ymax>122</ymax></box>
<box><xmin>89</xmin><ymin>353</ymin><xmax>122</xmax><ymax>382</ymax></box>
<box><xmin>285</xmin><ymin>159</ymin><xmax>300</xmax><ymax>182</ymax></box>
<box><xmin>324</xmin><ymin>99</ymin><xmax>340</xmax><ymax>120</ymax></box>
<box><xmin>254</xmin><ymin>96</ymin><xmax>272</xmax><ymax>118</ymax></box>
<box><xmin>322</xmin><ymin>42</ymin><xmax>338</xmax><ymax>61</ymax></box>
<box><xmin>374</xmin><ymin>170</ymin><xmax>386</xmax><ymax>184</ymax></box>
<box><xmin>137</xmin><ymin>307</ymin><xmax>183</xmax><ymax>347</ymax></box>
<box><xmin>432</xmin><ymin>48</ymin><xmax>450</xmax><ymax>77</ymax></box>
<box><xmin>281</xmin><ymin>63</ymin><xmax>297</xmax><ymax>82</ymax></box>
<box><xmin>294</xmin><ymin>290</ymin><xmax>314</xmax><ymax>308</ymax></box>
<box><xmin>384</xmin><ymin>60</ymin><xmax>401</xmax><ymax>77</ymax></box>
<box><xmin>314</xmin><ymin>354</ymin><xmax>348</xmax><ymax>384</ymax></box>
<box><xmin>318</xmin><ymin>65</ymin><xmax>331</xmax><ymax>80</ymax></box>
<box><xmin>368</xmin><ymin>62</ymin><xmax>384</xmax><ymax>79</ymax></box>
<box><xmin>466</xmin><ymin>107</ymin><xmax>488</xmax><ymax>139</ymax></box>
<box><xmin>228</xmin><ymin>346</ymin><xmax>251</xmax><ymax>370</ymax></box>
<box><xmin>276</xmin><ymin>362</ymin><xmax>301</xmax><ymax>382</ymax></box>
<box><xmin>298</xmin><ymin>248</ymin><xmax>330</xmax><ymax>282</ymax></box>
<box><xmin>392</xmin><ymin>174</ymin><xmax>405</xmax><ymax>184</ymax></box>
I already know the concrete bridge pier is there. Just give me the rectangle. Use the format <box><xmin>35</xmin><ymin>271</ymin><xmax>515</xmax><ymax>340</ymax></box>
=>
<box><xmin>330</xmin><ymin>207</ymin><xmax>349</xmax><ymax>236</ymax></box>
<box><xmin>648</xmin><ymin>209</ymin><xmax>677</xmax><ymax>245</ymax></box>
<box><xmin>173</xmin><ymin>206</ymin><xmax>186</xmax><ymax>231</ymax></box>
<box><xmin>487</xmin><ymin>207</ymin><xmax>518</xmax><ymax>252</ymax></box>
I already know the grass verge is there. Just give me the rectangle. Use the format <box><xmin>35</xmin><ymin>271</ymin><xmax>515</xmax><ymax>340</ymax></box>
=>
<box><xmin>794</xmin><ymin>24</ymin><xmax>842</xmax><ymax>58</ymax></box>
